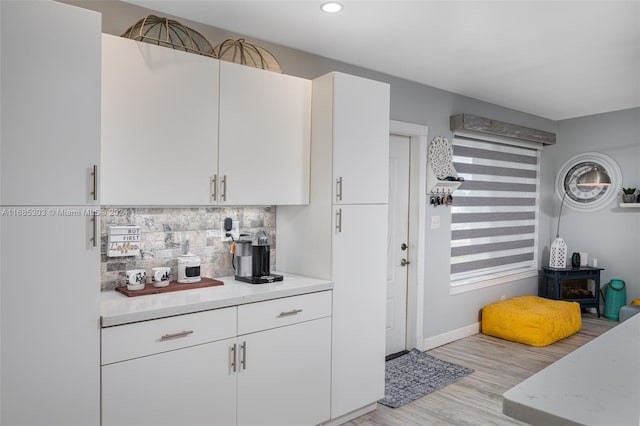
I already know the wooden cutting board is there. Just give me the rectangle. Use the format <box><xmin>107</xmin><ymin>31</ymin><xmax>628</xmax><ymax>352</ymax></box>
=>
<box><xmin>115</xmin><ymin>277</ymin><xmax>223</xmax><ymax>297</ymax></box>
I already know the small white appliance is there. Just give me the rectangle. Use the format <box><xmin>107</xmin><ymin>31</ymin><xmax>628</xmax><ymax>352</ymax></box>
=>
<box><xmin>177</xmin><ymin>253</ymin><xmax>201</xmax><ymax>283</ymax></box>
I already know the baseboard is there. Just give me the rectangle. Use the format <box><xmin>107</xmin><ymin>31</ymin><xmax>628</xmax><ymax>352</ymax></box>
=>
<box><xmin>422</xmin><ymin>322</ymin><xmax>481</xmax><ymax>350</ymax></box>
<box><xmin>321</xmin><ymin>403</ymin><xmax>377</xmax><ymax>426</ymax></box>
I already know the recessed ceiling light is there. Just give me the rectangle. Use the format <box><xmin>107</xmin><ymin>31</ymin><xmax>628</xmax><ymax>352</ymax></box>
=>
<box><xmin>321</xmin><ymin>2</ymin><xmax>343</xmax><ymax>13</ymax></box>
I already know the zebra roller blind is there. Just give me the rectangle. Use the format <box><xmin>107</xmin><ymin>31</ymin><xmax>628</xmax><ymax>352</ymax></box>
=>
<box><xmin>450</xmin><ymin>135</ymin><xmax>540</xmax><ymax>284</ymax></box>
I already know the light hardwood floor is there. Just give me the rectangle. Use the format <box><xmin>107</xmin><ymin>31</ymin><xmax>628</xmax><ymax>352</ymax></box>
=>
<box><xmin>346</xmin><ymin>314</ymin><xmax>617</xmax><ymax>425</ymax></box>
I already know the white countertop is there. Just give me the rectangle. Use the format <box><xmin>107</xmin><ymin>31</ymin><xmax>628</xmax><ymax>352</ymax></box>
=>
<box><xmin>503</xmin><ymin>314</ymin><xmax>640</xmax><ymax>426</ymax></box>
<box><xmin>100</xmin><ymin>273</ymin><xmax>333</xmax><ymax>327</ymax></box>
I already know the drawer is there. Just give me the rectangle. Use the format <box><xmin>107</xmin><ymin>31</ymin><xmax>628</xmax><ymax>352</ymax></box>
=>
<box><xmin>238</xmin><ymin>290</ymin><xmax>332</xmax><ymax>335</ymax></box>
<box><xmin>102</xmin><ymin>307</ymin><xmax>237</xmax><ymax>365</ymax></box>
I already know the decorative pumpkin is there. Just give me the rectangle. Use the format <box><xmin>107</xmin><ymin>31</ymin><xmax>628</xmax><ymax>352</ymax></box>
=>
<box><xmin>213</xmin><ymin>38</ymin><xmax>282</xmax><ymax>73</ymax></box>
<box><xmin>121</xmin><ymin>15</ymin><xmax>215</xmax><ymax>58</ymax></box>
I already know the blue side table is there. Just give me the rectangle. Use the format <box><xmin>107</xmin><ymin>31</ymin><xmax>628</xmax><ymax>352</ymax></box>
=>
<box><xmin>540</xmin><ymin>266</ymin><xmax>604</xmax><ymax>317</ymax></box>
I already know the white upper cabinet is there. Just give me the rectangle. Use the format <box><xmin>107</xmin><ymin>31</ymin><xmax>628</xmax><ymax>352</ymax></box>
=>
<box><xmin>218</xmin><ymin>61</ymin><xmax>311</xmax><ymax>205</ymax></box>
<box><xmin>1</xmin><ymin>0</ymin><xmax>101</xmax><ymax>206</ymax></box>
<box><xmin>101</xmin><ymin>37</ymin><xmax>310</xmax><ymax>206</ymax></box>
<box><xmin>101</xmin><ymin>34</ymin><xmax>219</xmax><ymax>206</ymax></box>
<box><xmin>313</xmin><ymin>72</ymin><xmax>390</xmax><ymax>205</ymax></box>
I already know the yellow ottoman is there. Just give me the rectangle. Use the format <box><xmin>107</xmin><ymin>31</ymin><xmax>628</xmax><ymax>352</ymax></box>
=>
<box><xmin>481</xmin><ymin>296</ymin><xmax>581</xmax><ymax>347</ymax></box>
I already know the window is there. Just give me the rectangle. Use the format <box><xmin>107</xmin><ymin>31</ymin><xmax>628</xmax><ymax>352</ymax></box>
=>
<box><xmin>450</xmin><ymin>135</ymin><xmax>540</xmax><ymax>287</ymax></box>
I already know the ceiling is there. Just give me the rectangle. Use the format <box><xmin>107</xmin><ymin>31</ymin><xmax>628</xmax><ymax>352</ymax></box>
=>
<box><xmin>124</xmin><ymin>1</ymin><xmax>639</xmax><ymax>121</ymax></box>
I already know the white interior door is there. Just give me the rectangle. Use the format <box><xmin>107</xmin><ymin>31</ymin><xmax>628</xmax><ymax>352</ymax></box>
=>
<box><xmin>386</xmin><ymin>134</ymin><xmax>411</xmax><ymax>355</ymax></box>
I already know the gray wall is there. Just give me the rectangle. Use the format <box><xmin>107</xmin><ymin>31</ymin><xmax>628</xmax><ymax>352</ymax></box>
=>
<box><xmin>543</xmin><ymin>108</ymin><xmax>640</xmax><ymax>303</ymax></box>
<box><xmin>63</xmin><ymin>1</ymin><xmax>639</xmax><ymax>341</ymax></box>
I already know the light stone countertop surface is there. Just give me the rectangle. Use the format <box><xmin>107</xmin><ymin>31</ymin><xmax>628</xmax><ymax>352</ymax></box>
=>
<box><xmin>503</xmin><ymin>313</ymin><xmax>640</xmax><ymax>426</ymax></box>
<box><xmin>100</xmin><ymin>273</ymin><xmax>333</xmax><ymax>327</ymax></box>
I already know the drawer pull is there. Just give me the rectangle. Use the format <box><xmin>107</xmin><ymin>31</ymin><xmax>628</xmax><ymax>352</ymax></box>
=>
<box><xmin>159</xmin><ymin>330</ymin><xmax>194</xmax><ymax>341</ymax></box>
<box><xmin>277</xmin><ymin>309</ymin><xmax>303</xmax><ymax>318</ymax></box>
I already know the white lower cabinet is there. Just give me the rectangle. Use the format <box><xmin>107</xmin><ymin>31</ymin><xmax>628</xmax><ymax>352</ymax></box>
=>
<box><xmin>101</xmin><ymin>308</ymin><xmax>237</xmax><ymax>426</ymax></box>
<box><xmin>102</xmin><ymin>338</ymin><xmax>237</xmax><ymax>426</ymax></box>
<box><xmin>237</xmin><ymin>318</ymin><xmax>331</xmax><ymax>426</ymax></box>
<box><xmin>1</xmin><ymin>209</ymin><xmax>100</xmax><ymax>426</ymax></box>
<box><xmin>101</xmin><ymin>291</ymin><xmax>332</xmax><ymax>426</ymax></box>
<box><xmin>331</xmin><ymin>205</ymin><xmax>387</xmax><ymax>418</ymax></box>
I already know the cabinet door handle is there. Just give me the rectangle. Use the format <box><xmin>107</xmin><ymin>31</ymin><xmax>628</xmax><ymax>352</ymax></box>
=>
<box><xmin>240</xmin><ymin>341</ymin><xmax>246</xmax><ymax>370</ymax></box>
<box><xmin>221</xmin><ymin>175</ymin><xmax>227</xmax><ymax>202</ymax></box>
<box><xmin>277</xmin><ymin>309</ymin><xmax>303</xmax><ymax>318</ymax></box>
<box><xmin>90</xmin><ymin>164</ymin><xmax>98</xmax><ymax>202</ymax></box>
<box><xmin>90</xmin><ymin>215</ymin><xmax>97</xmax><ymax>248</ymax></box>
<box><xmin>230</xmin><ymin>343</ymin><xmax>237</xmax><ymax>372</ymax></box>
<box><xmin>211</xmin><ymin>175</ymin><xmax>217</xmax><ymax>202</ymax></box>
<box><xmin>336</xmin><ymin>208</ymin><xmax>342</xmax><ymax>233</ymax></box>
<box><xmin>336</xmin><ymin>176</ymin><xmax>343</xmax><ymax>202</ymax></box>
<box><xmin>159</xmin><ymin>330</ymin><xmax>193</xmax><ymax>341</ymax></box>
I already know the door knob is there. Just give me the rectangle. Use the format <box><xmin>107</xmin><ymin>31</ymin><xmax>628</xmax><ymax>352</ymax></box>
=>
<box><xmin>401</xmin><ymin>243</ymin><xmax>408</xmax><ymax>251</ymax></box>
<box><xmin>401</xmin><ymin>259</ymin><xmax>410</xmax><ymax>266</ymax></box>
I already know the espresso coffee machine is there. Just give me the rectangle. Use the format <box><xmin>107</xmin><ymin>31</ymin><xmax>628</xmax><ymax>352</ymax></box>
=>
<box><xmin>234</xmin><ymin>231</ymin><xmax>283</xmax><ymax>284</ymax></box>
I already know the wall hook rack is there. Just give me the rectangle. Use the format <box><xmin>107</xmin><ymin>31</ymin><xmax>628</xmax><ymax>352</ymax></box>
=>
<box><xmin>429</xmin><ymin>188</ymin><xmax>454</xmax><ymax>207</ymax></box>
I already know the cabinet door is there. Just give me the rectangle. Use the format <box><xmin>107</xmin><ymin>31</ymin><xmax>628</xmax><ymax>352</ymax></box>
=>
<box><xmin>332</xmin><ymin>73</ymin><xmax>390</xmax><ymax>205</ymax></box>
<box><xmin>101</xmin><ymin>34</ymin><xmax>219</xmax><ymax>205</ymax></box>
<box><xmin>331</xmin><ymin>204</ymin><xmax>388</xmax><ymax>418</ymax></box>
<box><xmin>219</xmin><ymin>61</ymin><xmax>311</xmax><ymax>205</ymax></box>
<box><xmin>1</xmin><ymin>1</ymin><xmax>100</xmax><ymax>206</ymax></box>
<box><xmin>237</xmin><ymin>318</ymin><xmax>331</xmax><ymax>426</ymax></box>
<box><xmin>1</xmin><ymin>208</ymin><xmax>100</xmax><ymax>426</ymax></box>
<box><xmin>102</xmin><ymin>338</ymin><xmax>237</xmax><ymax>426</ymax></box>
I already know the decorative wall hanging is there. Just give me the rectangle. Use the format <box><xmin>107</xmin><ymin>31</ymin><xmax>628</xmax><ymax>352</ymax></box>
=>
<box><xmin>428</xmin><ymin>136</ymin><xmax>457</xmax><ymax>179</ymax></box>
<box><xmin>212</xmin><ymin>38</ymin><xmax>283</xmax><ymax>73</ymax></box>
<box><xmin>121</xmin><ymin>15</ymin><xmax>216</xmax><ymax>58</ymax></box>
<box><xmin>426</xmin><ymin>136</ymin><xmax>462</xmax><ymax>206</ymax></box>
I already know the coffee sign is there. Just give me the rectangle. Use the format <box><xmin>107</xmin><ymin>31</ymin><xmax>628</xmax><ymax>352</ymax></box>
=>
<box><xmin>108</xmin><ymin>225</ymin><xmax>141</xmax><ymax>257</ymax></box>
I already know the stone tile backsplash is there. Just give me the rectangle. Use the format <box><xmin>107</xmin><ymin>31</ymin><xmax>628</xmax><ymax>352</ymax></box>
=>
<box><xmin>100</xmin><ymin>207</ymin><xmax>276</xmax><ymax>291</ymax></box>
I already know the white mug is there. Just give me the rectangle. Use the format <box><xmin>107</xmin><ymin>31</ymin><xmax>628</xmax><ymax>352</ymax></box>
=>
<box><xmin>126</xmin><ymin>269</ymin><xmax>146</xmax><ymax>290</ymax></box>
<box><xmin>152</xmin><ymin>267</ymin><xmax>171</xmax><ymax>287</ymax></box>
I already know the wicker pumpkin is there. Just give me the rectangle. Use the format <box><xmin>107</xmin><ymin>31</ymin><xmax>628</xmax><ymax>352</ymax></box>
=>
<box><xmin>121</xmin><ymin>15</ymin><xmax>215</xmax><ymax>58</ymax></box>
<box><xmin>213</xmin><ymin>38</ymin><xmax>282</xmax><ymax>73</ymax></box>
